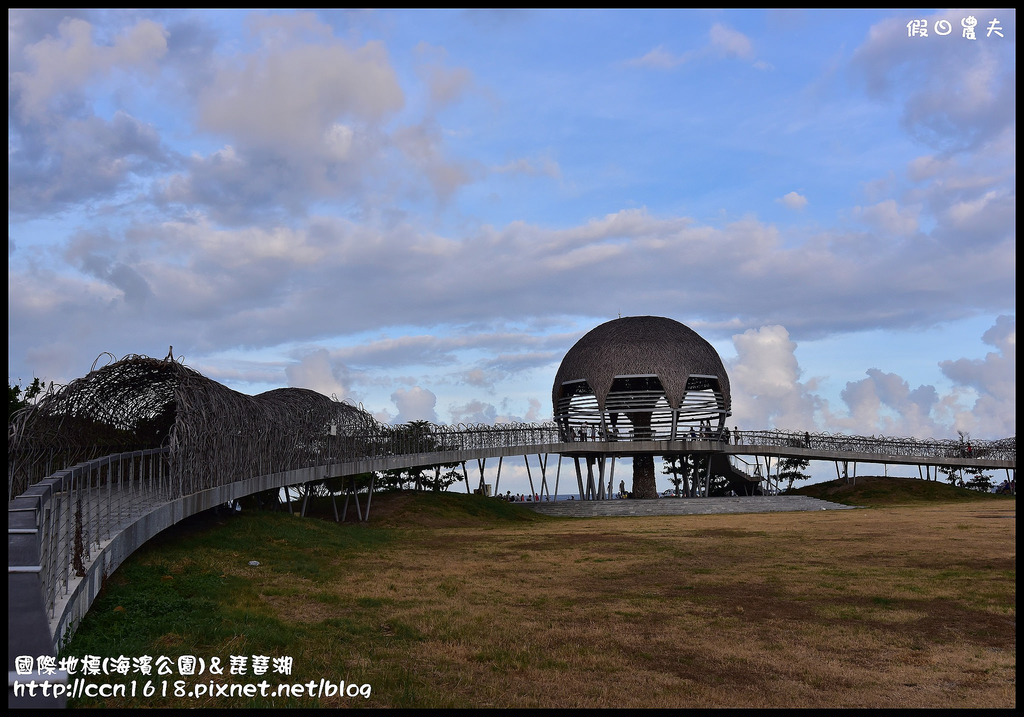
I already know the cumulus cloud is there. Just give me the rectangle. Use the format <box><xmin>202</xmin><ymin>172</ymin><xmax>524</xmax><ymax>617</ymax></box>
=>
<box><xmin>10</xmin><ymin>17</ymin><xmax>168</xmax><ymax>121</ymax></box>
<box><xmin>820</xmin><ymin>317</ymin><xmax>1015</xmax><ymax>439</ymax></box>
<box><xmin>778</xmin><ymin>191</ymin><xmax>808</xmax><ymax>210</ymax></box>
<box><xmin>854</xmin><ymin>199</ymin><xmax>919</xmax><ymax>236</ymax></box>
<box><xmin>625</xmin><ymin>45</ymin><xmax>691</xmax><ymax>70</ymax></box>
<box><xmin>197</xmin><ymin>26</ymin><xmax>402</xmax><ymax>151</ymax></box>
<box><xmin>285</xmin><ymin>348</ymin><xmax>354</xmax><ymax>400</ymax></box>
<box><xmin>625</xmin><ymin>23</ymin><xmax>758</xmax><ymax>69</ymax></box>
<box><xmin>448</xmin><ymin>399</ymin><xmax>498</xmax><ymax>425</ymax></box>
<box><xmin>391</xmin><ymin>386</ymin><xmax>438</xmax><ymax>424</ymax></box>
<box><xmin>413</xmin><ymin>42</ymin><xmax>475</xmax><ymax>109</ymax></box>
<box><xmin>725</xmin><ymin>318</ymin><xmax>1015</xmax><ymax>440</ymax></box>
<box><xmin>709</xmin><ymin>23</ymin><xmax>754</xmax><ymax>60</ymax></box>
<box><xmin>727</xmin><ymin>325</ymin><xmax>821</xmax><ymax>431</ymax></box>
<box><xmin>852</xmin><ymin>10</ymin><xmax>1016</xmax><ymax>150</ymax></box>
<box><xmin>938</xmin><ymin>315</ymin><xmax>1015</xmax><ymax>437</ymax></box>
<box><xmin>152</xmin><ymin>12</ymin><xmax>477</xmax><ymax>221</ymax></box>
<box><xmin>834</xmin><ymin>369</ymin><xmax>941</xmax><ymax>438</ymax></box>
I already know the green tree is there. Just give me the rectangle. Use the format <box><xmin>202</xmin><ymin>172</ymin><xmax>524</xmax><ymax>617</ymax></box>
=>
<box><xmin>779</xmin><ymin>457</ymin><xmax>811</xmax><ymax>493</ymax></box>
<box><xmin>380</xmin><ymin>420</ymin><xmax>463</xmax><ymax>492</ymax></box>
<box><xmin>963</xmin><ymin>466</ymin><xmax>993</xmax><ymax>493</ymax></box>
<box><xmin>9</xmin><ymin>377</ymin><xmax>43</xmax><ymax>421</ymax></box>
<box><xmin>938</xmin><ymin>465</ymin><xmax>965</xmax><ymax>488</ymax></box>
<box><xmin>662</xmin><ymin>454</ymin><xmax>689</xmax><ymax>496</ymax></box>
<box><xmin>662</xmin><ymin>454</ymin><xmax>713</xmax><ymax>497</ymax></box>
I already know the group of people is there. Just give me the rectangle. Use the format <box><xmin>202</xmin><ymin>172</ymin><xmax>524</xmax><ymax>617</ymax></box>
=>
<box><xmin>568</xmin><ymin>422</ymin><xmax>741</xmax><ymax>443</ymax></box>
<box><xmin>497</xmin><ymin>491</ymin><xmax>545</xmax><ymax>503</ymax></box>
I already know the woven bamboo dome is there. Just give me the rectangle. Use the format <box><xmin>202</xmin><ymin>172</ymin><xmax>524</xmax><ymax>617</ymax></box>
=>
<box><xmin>552</xmin><ymin>316</ymin><xmax>731</xmax><ymax>441</ymax></box>
<box><xmin>8</xmin><ymin>353</ymin><xmax>380</xmax><ymax>500</ymax></box>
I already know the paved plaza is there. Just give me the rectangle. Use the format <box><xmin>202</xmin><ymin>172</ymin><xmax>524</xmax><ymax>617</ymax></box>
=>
<box><xmin>524</xmin><ymin>495</ymin><xmax>856</xmax><ymax>518</ymax></box>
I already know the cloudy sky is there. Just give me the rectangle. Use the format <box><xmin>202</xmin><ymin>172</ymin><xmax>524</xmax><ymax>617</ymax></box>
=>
<box><xmin>8</xmin><ymin>9</ymin><xmax>1016</xmax><ymax>474</ymax></box>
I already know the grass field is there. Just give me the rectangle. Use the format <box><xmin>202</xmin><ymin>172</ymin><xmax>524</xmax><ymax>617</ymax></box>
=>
<box><xmin>62</xmin><ymin>478</ymin><xmax>1015</xmax><ymax>708</ymax></box>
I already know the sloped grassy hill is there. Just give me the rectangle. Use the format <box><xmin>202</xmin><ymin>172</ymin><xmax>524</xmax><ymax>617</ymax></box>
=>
<box><xmin>791</xmin><ymin>475</ymin><xmax>1015</xmax><ymax>506</ymax></box>
<box><xmin>305</xmin><ymin>489</ymin><xmax>550</xmax><ymax>528</ymax></box>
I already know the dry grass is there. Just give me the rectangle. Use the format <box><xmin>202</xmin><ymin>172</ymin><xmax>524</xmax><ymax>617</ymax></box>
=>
<box><xmin>65</xmin><ymin>490</ymin><xmax>1015</xmax><ymax>709</ymax></box>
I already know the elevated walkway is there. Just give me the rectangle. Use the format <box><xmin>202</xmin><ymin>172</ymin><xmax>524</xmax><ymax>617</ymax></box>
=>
<box><xmin>524</xmin><ymin>495</ymin><xmax>854</xmax><ymax>518</ymax></box>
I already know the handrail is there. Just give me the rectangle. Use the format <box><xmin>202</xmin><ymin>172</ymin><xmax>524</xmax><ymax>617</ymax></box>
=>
<box><xmin>726</xmin><ymin>429</ymin><xmax>1015</xmax><ymax>462</ymax></box>
<box><xmin>11</xmin><ymin>448</ymin><xmax>172</xmax><ymax>621</ymax></box>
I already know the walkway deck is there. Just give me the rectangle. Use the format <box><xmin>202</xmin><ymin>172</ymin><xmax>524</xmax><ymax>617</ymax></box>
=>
<box><xmin>524</xmin><ymin>495</ymin><xmax>855</xmax><ymax>517</ymax></box>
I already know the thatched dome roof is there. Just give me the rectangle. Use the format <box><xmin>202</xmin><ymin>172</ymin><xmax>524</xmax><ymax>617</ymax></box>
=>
<box><xmin>552</xmin><ymin>316</ymin><xmax>731</xmax><ymax>410</ymax></box>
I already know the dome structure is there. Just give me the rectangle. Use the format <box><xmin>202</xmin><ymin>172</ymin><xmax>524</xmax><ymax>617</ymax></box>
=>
<box><xmin>552</xmin><ymin>316</ymin><xmax>731</xmax><ymax>442</ymax></box>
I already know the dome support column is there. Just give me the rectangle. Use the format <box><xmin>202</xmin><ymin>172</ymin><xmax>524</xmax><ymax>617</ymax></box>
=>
<box><xmin>632</xmin><ymin>454</ymin><xmax>657</xmax><ymax>499</ymax></box>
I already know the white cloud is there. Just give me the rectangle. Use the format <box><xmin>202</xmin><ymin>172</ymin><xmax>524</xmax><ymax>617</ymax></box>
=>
<box><xmin>852</xmin><ymin>10</ymin><xmax>1015</xmax><ymax>150</ymax></box>
<box><xmin>778</xmin><ymin>191</ymin><xmax>808</xmax><ymax>210</ymax></box>
<box><xmin>391</xmin><ymin>386</ymin><xmax>438</xmax><ymax>424</ymax></box>
<box><xmin>727</xmin><ymin>325</ymin><xmax>821</xmax><ymax>431</ymax></box>
<box><xmin>625</xmin><ymin>23</ymin><xmax>757</xmax><ymax>69</ymax></box>
<box><xmin>285</xmin><ymin>348</ymin><xmax>352</xmax><ymax>400</ymax></box>
<box><xmin>414</xmin><ymin>42</ymin><xmax>475</xmax><ymax>108</ymax></box>
<box><xmin>834</xmin><ymin>369</ymin><xmax>940</xmax><ymax>438</ymax></box>
<box><xmin>939</xmin><ymin>315</ymin><xmax>1015</xmax><ymax>437</ymax></box>
<box><xmin>907</xmin><ymin>155</ymin><xmax>948</xmax><ymax>182</ymax></box>
<box><xmin>492</xmin><ymin>156</ymin><xmax>562</xmax><ymax>179</ymax></box>
<box><xmin>324</xmin><ymin>123</ymin><xmax>354</xmax><ymax>161</ymax></box>
<box><xmin>709</xmin><ymin>23</ymin><xmax>754</xmax><ymax>60</ymax></box>
<box><xmin>854</xmin><ymin>199</ymin><xmax>919</xmax><ymax>236</ymax></box>
<box><xmin>624</xmin><ymin>45</ymin><xmax>690</xmax><ymax>70</ymax></box>
<box><xmin>197</xmin><ymin>23</ymin><xmax>403</xmax><ymax>151</ymax></box>
<box><xmin>11</xmin><ymin>17</ymin><xmax>168</xmax><ymax>121</ymax></box>
<box><xmin>448</xmin><ymin>399</ymin><xmax>498</xmax><ymax>425</ymax></box>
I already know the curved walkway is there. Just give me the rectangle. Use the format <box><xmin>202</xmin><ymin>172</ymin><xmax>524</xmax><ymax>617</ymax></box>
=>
<box><xmin>525</xmin><ymin>495</ymin><xmax>855</xmax><ymax>517</ymax></box>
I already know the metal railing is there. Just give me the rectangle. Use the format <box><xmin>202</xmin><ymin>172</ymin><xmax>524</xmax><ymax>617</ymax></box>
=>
<box><xmin>21</xmin><ymin>449</ymin><xmax>172</xmax><ymax>620</ymax></box>
<box><xmin>728</xmin><ymin>429</ymin><xmax>1016</xmax><ymax>462</ymax></box>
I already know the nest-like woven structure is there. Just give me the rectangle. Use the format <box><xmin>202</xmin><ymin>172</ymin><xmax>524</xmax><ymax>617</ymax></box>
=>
<box><xmin>553</xmin><ymin>316</ymin><xmax>731</xmax><ymax>440</ymax></box>
<box><xmin>8</xmin><ymin>352</ymin><xmax>380</xmax><ymax>500</ymax></box>
<box><xmin>553</xmin><ymin>316</ymin><xmax>731</xmax><ymax>409</ymax></box>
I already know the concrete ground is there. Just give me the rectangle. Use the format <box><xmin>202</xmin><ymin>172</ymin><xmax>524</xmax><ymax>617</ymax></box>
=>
<box><xmin>523</xmin><ymin>495</ymin><xmax>856</xmax><ymax>518</ymax></box>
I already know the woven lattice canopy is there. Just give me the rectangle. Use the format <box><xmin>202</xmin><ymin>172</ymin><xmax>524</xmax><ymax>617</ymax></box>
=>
<box><xmin>8</xmin><ymin>353</ymin><xmax>379</xmax><ymax>499</ymax></box>
<box><xmin>552</xmin><ymin>316</ymin><xmax>731</xmax><ymax>411</ymax></box>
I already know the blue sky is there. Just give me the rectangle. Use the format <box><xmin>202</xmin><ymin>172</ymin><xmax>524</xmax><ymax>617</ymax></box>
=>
<box><xmin>8</xmin><ymin>10</ymin><xmax>1015</xmax><ymax>487</ymax></box>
